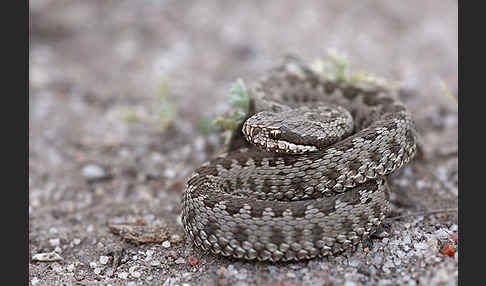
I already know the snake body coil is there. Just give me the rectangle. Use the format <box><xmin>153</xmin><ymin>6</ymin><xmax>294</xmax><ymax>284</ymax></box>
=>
<box><xmin>182</xmin><ymin>57</ymin><xmax>417</xmax><ymax>262</ymax></box>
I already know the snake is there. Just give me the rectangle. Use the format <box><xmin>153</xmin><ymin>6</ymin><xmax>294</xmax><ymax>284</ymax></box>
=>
<box><xmin>181</xmin><ymin>56</ymin><xmax>418</xmax><ymax>262</ymax></box>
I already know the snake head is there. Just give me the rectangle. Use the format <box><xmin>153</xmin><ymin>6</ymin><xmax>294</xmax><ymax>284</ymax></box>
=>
<box><xmin>242</xmin><ymin>104</ymin><xmax>354</xmax><ymax>154</ymax></box>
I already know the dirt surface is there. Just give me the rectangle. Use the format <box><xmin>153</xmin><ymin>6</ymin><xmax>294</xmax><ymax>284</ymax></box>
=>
<box><xmin>29</xmin><ymin>1</ymin><xmax>458</xmax><ymax>285</ymax></box>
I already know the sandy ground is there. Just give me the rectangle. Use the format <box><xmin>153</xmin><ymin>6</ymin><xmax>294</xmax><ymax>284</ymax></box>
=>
<box><xmin>29</xmin><ymin>1</ymin><xmax>458</xmax><ymax>285</ymax></box>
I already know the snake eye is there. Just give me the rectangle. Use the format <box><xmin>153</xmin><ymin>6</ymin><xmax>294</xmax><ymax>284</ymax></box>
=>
<box><xmin>251</xmin><ymin>127</ymin><xmax>261</xmax><ymax>137</ymax></box>
<box><xmin>270</xmin><ymin>130</ymin><xmax>281</xmax><ymax>140</ymax></box>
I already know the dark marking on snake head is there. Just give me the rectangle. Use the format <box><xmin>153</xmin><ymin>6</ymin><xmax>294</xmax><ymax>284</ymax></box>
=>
<box><xmin>203</xmin><ymin>196</ymin><xmax>219</xmax><ymax>210</ymax></box>
<box><xmin>362</xmin><ymin>131</ymin><xmax>379</xmax><ymax>142</ymax></box>
<box><xmin>195</xmin><ymin>165</ymin><xmax>219</xmax><ymax>177</ymax></box>
<box><xmin>213</xmin><ymin>157</ymin><xmax>233</xmax><ymax>170</ymax></box>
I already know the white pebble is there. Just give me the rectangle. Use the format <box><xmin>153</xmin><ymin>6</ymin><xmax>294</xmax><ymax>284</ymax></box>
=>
<box><xmin>82</xmin><ymin>164</ymin><xmax>107</xmax><ymax>180</ymax></box>
<box><xmin>49</xmin><ymin>238</ymin><xmax>60</xmax><ymax>247</ymax></box>
<box><xmin>175</xmin><ymin>258</ymin><xmax>185</xmax><ymax>264</ymax></box>
<box><xmin>162</xmin><ymin>241</ymin><xmax>171</xmax><ymax>248</ymax></box>
<box><xmin>118</xmin><ymin>272</ymin><xmax>129</xmax><ymax>279</ymax></box>
<box><xmin>99</xmin><ymin>256</ymin><xmax>110</xmax><ymax>265</ymax></box>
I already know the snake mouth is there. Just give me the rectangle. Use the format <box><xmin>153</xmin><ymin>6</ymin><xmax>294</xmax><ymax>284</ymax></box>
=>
<box><xmin>242</xmin><ymin>121</ymin><xmax>318</xmax><ymax>154</ymax></box>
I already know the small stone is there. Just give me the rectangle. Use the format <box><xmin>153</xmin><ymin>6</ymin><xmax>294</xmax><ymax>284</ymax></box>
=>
<box><xmin>73</xmin><ymin>238</ymin><xmax>81</xmax><ymax>245</ymax></box>
<box><xmin>344</xmin><ymin>281</ymin><xmax>357</xmax><ymax>286</ymax></box>
<box><xmin>439</xmin><ymin>244</ymin><xmax>456</xmax><ymax>257</ymax></box>
<box><xmin>146</xmin><ymin>250</ymin><xmax>155</xmax><ymax>257</ymax></box>
<box><xmin>89</xmin><ymin>262</ymin><xmax>97</xmax><ymax>269</ymax></box>
<box><xmin>131</xmin><ymin>271</ymin><xmax>141</xmax><ymax>278</ymax></box>
<box><xmin>94</xmin><ymin>267</ymin><xmax>102</xmax><ymax>275</ymax></box>
<box><xmin>32</xmin><ymin>252</ymin><xmax>63</xmax><ymax>262</ymax></box>
<box><xmin>99</xmin><ymin>256</ymin><xmax>110</xmax><ymax>265</ymax></box>
<box><xmin>170</xmin><ymin>234</ymin><xmax>182</xmax><ymax>244</ymax></box>
<box><xmin>67</xmin><ymin>264</ymin><xmax>75</xmax><ymax>272</ymax></box>
<box><xmin>167</xmin><ymin>250</ymin><xmax>177</xmax><ymax>258</ymax></box>
<box><xmin>175</xmin><ymin>258</ymin><xmax>185</xmax><ymax>264</ymax></box>
<box><xmin>151</xmin><ymin>260</ymin><xmax>161</xmax><ymax>266</ymax></box>
<box><xmin>118</xmin><ymin>272</ymin><xmax>129</xmax><ymax>279</ymax></box>
<box><xmin>286</xmin><ymin>272</ymin><xmax>296</xmax><ymax>278</ymax></box>
<box><xmin>188</xmin><ymin>257</ymin><xmax>198</xmax><ymax>266</ymax></box>
<box><xmin>162</xmin><ymin>241</ymin><xmax>171</xmax><ymax>248</ymax></box>
<box><xmin>82</xmin><ymin>164</ymin><xmax>108</xmax><ymax>180</ymax></box>
<box><xmin>235</xmin><ymin>270</ymin><xmax>247</xmax><ymax>280</ymax></box>
<box><xmin>49</xmin><ymin>238</ymin><xmax>60</xmax><ymax>247</ymax></box>
<box><xmin>217</xmin><ymin>267</ymin><xmax>227</xmax><ymax>278</ymax></box>
<box><xmin>31</xmin><ymin>278</ymin><xmax>39</xmax><ymax>285</ymax></box>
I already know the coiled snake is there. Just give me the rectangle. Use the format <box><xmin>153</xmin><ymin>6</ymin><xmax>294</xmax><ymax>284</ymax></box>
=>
<box><xmin>182</xmin><ymin>56</ymin><xmax>418</xmax><ymax>262</ymax></box>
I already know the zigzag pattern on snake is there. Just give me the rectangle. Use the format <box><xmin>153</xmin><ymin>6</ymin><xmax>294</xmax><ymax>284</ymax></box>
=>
<box><xmin>181</xmin><ymin>56</ymin><xmax>418</xmax><ymax>262</ymax></box>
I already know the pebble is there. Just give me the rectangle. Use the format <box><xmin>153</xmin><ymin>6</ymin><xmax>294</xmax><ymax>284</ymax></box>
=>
<box><xmin>146</xmin><ymin>250</ymin><xmax>155</xmax><ymax>257</ymax></box>
<box><xmin>167</xmin><ymin>250</ymin><xmax>177</xmax><ymax>258</ymax></box>
<box><xmin>73</xmin><ymin>238</ymin><xmax>81</xmax><ymax>245</ymax></box>
<box><xmin>175</xmin><ymin>258</ymin><xmax>185</xmax><ymax>264</ymax></box>
<box><xmin>99</xmin><ymin>256</ymin><xmax>110</xmax><ymax>265</ymax></box>
<box><xmin>67</xmin><ymin>264</ymin><xmax>75</xmax><ymax>272</ymax></box>
<box><xmin>94</xmin><ymin>267</ymin><xmax>102</xmax><ymax>275</ymax></box>
<box><xmin>49</xmin><ymin>238</ymin><xmax>60</xmax><ymax>247</ymax></box>
<box><xmin>82</xmin><ymin>164</ymin><xmax>108</xmax><ymax>180</ymax></box>
<box><xmin>118</xmin><ymin>272</ymin><xmax>129</xmax><ymax>279</ymax></box>
<box><xmin>151</xmin><ymin>260</ymin><xmax>161</xmax><ymax>266</ymax></box>
<box><xmin>170</xmin><ymin>234</ymin><xmax>182</xmax><ymax>244</ymax></box>
<box><xmin>32</xmin><ymin>252</ymin><xmax>63</xmax><ymax>262</ymax></box>
<box><xmin>162</xmin><ymin>241</ymin><xmax>171</xmax><ymax>248</ymax></box>
<box><xmin>286</xmin><ymin>272</ymin><xmax>296</xmax><ymax>278</ymax></box>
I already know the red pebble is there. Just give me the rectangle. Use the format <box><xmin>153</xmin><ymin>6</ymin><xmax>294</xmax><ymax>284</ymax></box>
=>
<box><xmin>450</xmin><ymin>233</ymin><xmax>458</xmax><ymax>244</ymax></box>
<box><xmin>188</xmin><ymin>257</ymin><xmax>198</xmax><ymax>266</ymax></box>
<box><xmin>440</xmin><ymin>244</ymin><xmax>456</xmax><ymax>257</ymax></box>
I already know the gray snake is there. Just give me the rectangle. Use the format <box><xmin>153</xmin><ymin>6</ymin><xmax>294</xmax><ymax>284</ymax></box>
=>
<box><xmin>181</xmin><ymin>56</ymin><xmax>418</xmax><ymax>262</ymax></box>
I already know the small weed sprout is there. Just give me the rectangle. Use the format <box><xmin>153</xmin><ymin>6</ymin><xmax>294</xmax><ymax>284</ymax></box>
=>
<box><xmin>152</xmin><ymin>79</ymin><xmax>177</xmax><ymax>129</ymax></box>
<box><xmin>311</xmin><ymin>49</ymin><xmax>395</xmax><ymax>90</ymax></box>
<box><xmin>210</xmin><ymin>78</ymin><xmax>250</xmax><ymax>146</ymax></box>
<box><xmin>439</xmin><ymin>80</ymin><xmax>458</xmax><ymax>110</ymax></box>
<box><xmin>118</xmin><ymin>78</ymin><xmax>177</xmax><ymax>130</ymax></box>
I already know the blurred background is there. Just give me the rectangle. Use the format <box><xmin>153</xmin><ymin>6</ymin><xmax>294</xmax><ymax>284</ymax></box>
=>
<box><xmin>29</xmin><ymin>1</ymin><xmax>457</xmax><ymax>285</ymax></box>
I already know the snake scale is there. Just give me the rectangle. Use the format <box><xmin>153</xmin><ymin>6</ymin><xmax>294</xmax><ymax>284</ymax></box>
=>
<box><xmin>181</xmin><ymin>56</ymin><xmax>418</xmax><ymax>262</ymax></box>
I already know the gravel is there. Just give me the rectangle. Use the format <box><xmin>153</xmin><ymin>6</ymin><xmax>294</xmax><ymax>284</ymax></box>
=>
<box><xmin>29</xmin><ymin>1</ymin><xmax>457</xmax><ymax>285</ymax></box>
